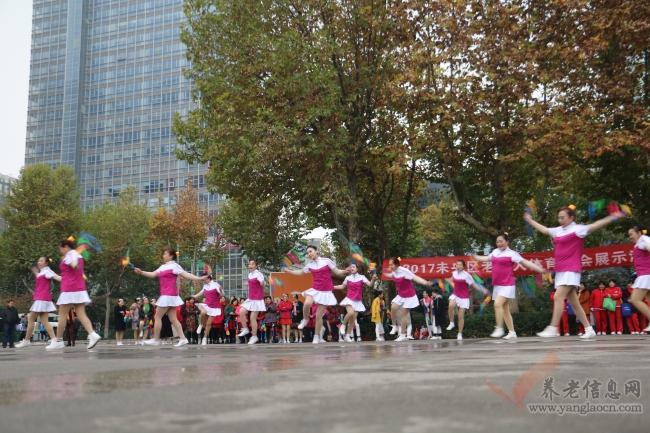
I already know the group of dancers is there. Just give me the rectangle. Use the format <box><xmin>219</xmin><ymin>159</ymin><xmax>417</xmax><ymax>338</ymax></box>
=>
<box><xmin>12</xmin><ymin>204</ymin><xmax>650</xmax><ymax>349</ymax></box>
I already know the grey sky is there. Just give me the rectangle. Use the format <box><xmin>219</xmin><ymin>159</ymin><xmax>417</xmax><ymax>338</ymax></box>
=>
<box><xmin>0</xmin><ymin>0</ymin><xmax>32</xmax><ymax>178</ymax></box>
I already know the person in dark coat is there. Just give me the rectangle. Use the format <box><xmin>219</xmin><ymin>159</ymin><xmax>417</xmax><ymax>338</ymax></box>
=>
<box><xmin>1</xmin><ymin>300</ymin><xmax>20</xmax><ymax>348</ymax></box>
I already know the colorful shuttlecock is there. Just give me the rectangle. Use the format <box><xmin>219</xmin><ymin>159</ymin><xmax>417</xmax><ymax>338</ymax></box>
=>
<box><xmin>620</xmin><ymin>204</ymin><xmax>632</xmax><ymax>216</ymax></box>
<box><xmin>480</xmin><ymin>295</ymin><xmax>492</xmax><ymax>314</ymax></box>
<box><xmin>268</xmin><ymin>276</ymin><xmax>284</xmax><ymax>288</ymax></box>
<box><xmin>368</xmin><ymin>262</ymin><xmax>377</xmax><ymax>274</ymax></box>
<box><xmin>521</xmin><ymin>278</ymin><xmax>533</xmax><ymax>297</ymax></box>
<box><xmin>472</xmin><ymin>273</ymin><xmax>484</xmax><ymax>285</ymax></box>
<box><xmin>526</xmin><ymin>276</ymin><xmax>538</xmax><ymax>294</ymax></box>
<box><xmin>282</xmin><ymin>257</ymin><xmax>293</xmax><ymax>268</ymax></box>
<box><xmin>287</xmin><ymin>250</ymin><xmax>301</xmax><ymax>264</ymax></box>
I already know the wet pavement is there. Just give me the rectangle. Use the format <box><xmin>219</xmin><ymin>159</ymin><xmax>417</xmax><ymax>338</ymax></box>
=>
<box><xmin>1</xmin><ymin>336</ymin><xmax>649</xmax><ymax>432</ymax></box>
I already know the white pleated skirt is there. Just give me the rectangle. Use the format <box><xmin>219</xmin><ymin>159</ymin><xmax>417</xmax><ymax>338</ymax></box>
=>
<box><xmin>632</xmin><ymin>275</ymin><xmax>650</xmax><ymax>290</ymax></box>
<box><xmin>30</xmin><ymin>300</ymin><xmax>57</xmax><ymax>312</ymax></box>
<box><xmin>241</xmin><ymin>299</ymin><xmax>266</xmax><ymax>312</ymax></box>
<box><xmin>156</xmin><ymin>295</ymin><xmax>183</xmax><ymax>307</ymax></box>
<box><xmin>340</xmin><ymin>297</ymin><xmax>366</xmax><ymax>312</ymax></box>
<box><xmin>57</xmin><ymin>291</ymin><xmax>91</xmax><ymax>305</ymax></box>
<box><xmin>200</xmin><ymin>305</ymin><xmax>221</xmax><ymax>316</ymax></box>
<box><xmin>555</xmin><ymin>271</ymin><xmax>581</xmax><ymax>288</ymax></box>
<box><xmin>493</xmin><ymin>285</ymin><xmax>516</xmax><ymax>299</ymax></box>
<box><xmin>391</xmin><ymin>294</ymin><xmax>419</xmax><ymax>309</ymax></box>
<box><xmin>449</xmin><ymin>294</ymin><xmax>470</xmax><ymax>310</ymax></box>
<box><xmin>302</xmin><ymin>288</ymin><xmax>337</xmax><ymax>306</ymax></box>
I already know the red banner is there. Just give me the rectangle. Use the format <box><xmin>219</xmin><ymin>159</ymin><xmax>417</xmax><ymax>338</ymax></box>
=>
<box><xmin>382</xmin><ymin>244</ymin><xmax>635</xmax><ymax>280</ymax></box>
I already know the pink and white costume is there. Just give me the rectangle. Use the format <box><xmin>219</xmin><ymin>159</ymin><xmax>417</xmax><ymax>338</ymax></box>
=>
<box><xmin>547</xmin><ymin>222</ymin><xmax>590</xmax><ymax>288</ymax></box>
<box><xmin>57</xmin><ymin>250</ymin><xmax>91</xmax><ymax>305</ymax></box>
<box><xmin>154</xmin><ymin>260</ymin><xmax>184</xmax><ymax>307</ymax></box>
<box><xmin>196</xmin><ymin>281</ymin><xmax>223</xmax><ymax>316</ymax></box>
<box><xmin>340</xmin><ymin>274</ymin><xmax>369</xmax><ymax>312</ymax></box>
<box><xmin>449</xmin><ymin>270</ymin><xmax>474</xmax><ymax>310</ymax></box>
<box><xmin>489</xmin><ymin>248</ymin><xmax>525</xmax><ymax>299</ymax></box>
<box><xmin>241</xmin><ymin>269</ymin><xmax>266</xmax><ymax>311</ymax></box>
<box><xmin>301</xmin><ymin>257</ymin><xmax>337</xmax><ymax>306</ymax></box>
<box><xmin>391</xmin><ymin>266</ymin><xmax>420</xmax><ymax>309</ymax></box>
<box><xmin>633</xmin><ymin>235</ymin><xmax>650</xmax><ymax>290</ymax></box>
<box><xmin>31</xmin><ymin>266</ymin><xmax>57</xmax><ymax>312</ymax></box>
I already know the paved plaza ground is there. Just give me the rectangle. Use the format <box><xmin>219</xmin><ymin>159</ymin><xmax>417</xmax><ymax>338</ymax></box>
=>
<box><xmin>1</xmin><ymin>335</ymin><xmax>648</xmax><ymax>432</ymax></box>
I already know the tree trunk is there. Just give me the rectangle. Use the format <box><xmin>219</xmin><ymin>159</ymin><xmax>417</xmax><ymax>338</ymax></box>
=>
<box><xmin>104</xmin><ymin>285</ymin><xmax>111</xmax><ymax>339</ymax></box>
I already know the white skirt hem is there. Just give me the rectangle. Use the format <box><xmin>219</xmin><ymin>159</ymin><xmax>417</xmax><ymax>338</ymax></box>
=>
<box><xmin>30</xmin><ymin>300</ymin><xmax>57</xmax><ymax>312</ymax></box>
<box><xmin>493</xmin><ymin>285</ymin><xmax>516</xmax><ymax>299</ymax></box>
<box><xmin>156</xmin><ymin>295</ymin><xmax>183</xmax><ymax>307</ymax></box>
<box><xmin>241</xmin><ymin>299</ymin><xmax>266</xmax><ymax>312</ymax></box>
<box><xmin>57</xmin><ymin>291</ymin><xmax>91</xmax><ymax>305</ymax></box>
<box><xmin>200</xmin><ymin>305</ymin><xmax>221</xmax><ymax>316</ymax></box>
<box><xmin>391</xmin><ymin>295</ymin><xmax>419</xmax><ymax>309</ymax></box>
<box><xmin>555</xmin><ymin>271</ymin><xmax>581</xmax><ymax>288</ymax></box>
<box><xmin>302</xmin><ymin>288</ymin><xmax>337</xmax><ymax>306</ymax></box>
<box><xmin>340</xmin><ymin>298</ymin><xmax>366</xmax><ymax>312</ymax></box>
<box><xmin>632</xmin><ymin>275</ymin><xmax>650</xmax><ymax>290</ymax></box>
<box><xmin>449</xmin><ymin>294</ymin><xmax>470</xmax><ymax>310</ymax></box>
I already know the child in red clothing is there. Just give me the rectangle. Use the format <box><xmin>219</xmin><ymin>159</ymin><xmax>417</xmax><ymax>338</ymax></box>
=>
<box><xmin>590</xmin><ymin>282</ymin><xmax>608</xmax><ymax>335</ymax></box>
<box><xmin>606</xmin><ymin>279</ymin><xmax>623</xmax><ymax>335</ymax></box>
<box><xmin>550</xmin><ymin>291</ymin><xmax>569</xmax><ymax>336</ymax></box>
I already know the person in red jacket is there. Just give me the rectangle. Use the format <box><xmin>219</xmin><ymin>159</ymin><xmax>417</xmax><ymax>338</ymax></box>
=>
<box><xmin>606</xmin><ymin>279</ymin><xmax>623</xmax><ymax>335</ymax></box>
<box><xmin>550</xmin><ymin>291</ymin><xmax>569</xmax><ymax>336</ymax></box>
<box><xmin>590</xmin><ymin>282</ymin><xmax>608</xmax><ymax>335</ymax></box>
<box><xmin>278</xmin><ymin>293</ymin><xmax>293</xmax><ymax>344</ymax></box>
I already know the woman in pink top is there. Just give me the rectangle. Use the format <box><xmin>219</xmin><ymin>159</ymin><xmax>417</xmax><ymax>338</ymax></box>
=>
<box><xmin>525</xmin><ymin>205</ymin><xmax>625</xmax><ymax>339</ymax></box>
<box><xmin>193</xmin><ymin>272</ymin><xmax>225</xmax><ymax>345</ymax></box>
<box><xmin>50</xmin><ymin>238</ymin><xmax>102</xmax><ymax>350</ymax></box>
<box><xmin>283</xmin><ymin>245</ymin><xmax>349</xmax><ymax>344</ymax></box>
<box><xmin>134</xmin><ymin>248</ymin><xmax>207</xmax><ymax>347</ymax></box>
<box><xmin>16</xmin><ymin>256</ymin><xmax>60</xmax><ymax>348</ymax></box>
<box><xmin>473</xmin><ymin>233</ymin><xmax>544</xmax><ymax>340</ymax></box>
<box><xmin>384</xmin><ymin>257</ymin><xmax>433</xmax><ymax>342</ymax></box>
<box><xmin>628</xmin><ymin>225</ymin><xmax>650</xmax><ymax>333</ymax></box>
<box><xmin>237</xmin><ymin>259</ymin><xmax>266</xmax><ymax>345</ymax></box>
<box><xmin>333</xmin><ymin>261</ymin><xmax>376</xmax><ymax>343</ymax></box>
<box><xmin>444</xmin><ymin>260</ymin><xmax>486</xmax><ymax>340</ymax></box>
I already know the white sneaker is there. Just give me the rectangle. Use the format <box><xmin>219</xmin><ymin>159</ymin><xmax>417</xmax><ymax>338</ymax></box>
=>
<box><xmin>429</xmin><ymin>336</ymin><xmax>437</xmax><ymax>340</ymax></box>
<box><xmin>490</xmin><ymin>327</ymin><xmax>505</xmax><ymax>338</ymax></box>
<box><xmin>144</xmin><ymin>339</ymin><xmax>162</xmax><ymax>346</ymax></box>
<box><xmin>196</xmin><ymin>324</ymin><xmax>203</xmax><ymax>336</ymax></box>
<box><xmin>617</xmin><ymin>332</ymin><xmax>622</xmax><ymax>335</ymax></box>
<box><xmin>389</xmin><ymin>325</ymin><xmax>398</xmax><ymax>335</ymax></box>
<box><xmin>406</xmin><ymin>335</ymin><xmax>415</xmax><ymax>340</ymax></box>
<box><xmin>580</xmin><ymin>328</ymin><xmax>597</xmax><ymax>340</ymax></box>
<box><xmin>238</xmin><ymin>327</ymin><xmax>250</xmax><ymax>337</ymax></box>
<box><xmin>503</xmin><ymin>332</ymin><xmax>517</xmax><ymax>340</ymax></box>
<box><xmin>312</xmin><ymin>335</ymin><xmax>320</xmax><ymax>344</ymax></box>
<box><xmin>578</xmin><ymin>333</ymin><xmax>584</xmax><ymax>336</ymax></box>
<box><xmin>394</xmin><ymin>334</ymin><xmax>408</xmax><ymax>342</ymax></box>
<box><xmin>344</xmin><ymin>334</ymin><xmax>354</xmax><ymax>343</ymax></box>
<box><xmin>46</xmin><ymin>338</ymin><xmax>65</xmax><ymax>350</ymax></box>
<box><xmin>297</xmin><ymin>339</ymin><xmax>302</xmax><ymax>343</ymax></box>
<box><xmin>174</xmin><ymin>339</ymin><xmax>189</xmax><ymax>347</ymax></box>
<box><xmin>457</xmin><ymin>333</ymin><xmax>463</xmax><ymax>340</ymax></box>
<box><xmin>643</xmin><ymin>324</ymin><xmax>650</xmax><ymax>333</ymax></box>
<box><xmin>117</xmin><ymin>341</ymin><xmax>123</xmax><ymax>346</ymax></box>
<box><xmin>15</xmin><ymin>340</ymin><xmax>30</xmax><ymax>348</ymax></box>
<box><xmin>201</xmin><ymin>338</ymin><xmax>208</xmax><ymax>345</ymax></box>
<box><xmin>87</xmin><ymin>332</ymin><xmax>101</xmax><ymax>349</ymax></box>
<box><xmin>536</xmin><ymin>326</ymin><xmax>560</xmax><ymax>338</ymax></box>
<box><xmin>248</xmin><ymin>336</ymin><xmax>259</xmax><ymax>345</ymax></box>
<box><xmin>297</xmin><ymin>320</ymin><xmax>308</xmax><ymax>330</ymax></box>
<box><xmin>376</xmin><ymin>337</ymin><xmax>385</xmax><ymax>341</ymax></box>
<box><xmin>446</xmin><ymin>323</ymin><xmax>455</xmax><ymax>331</ymax></box>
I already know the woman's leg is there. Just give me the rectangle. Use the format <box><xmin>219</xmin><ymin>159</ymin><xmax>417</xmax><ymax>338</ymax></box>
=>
<box><xmin>348</xmin><ymin>312</ymin><xmax>359</xmax><ymax>336</ymax></box>
<box><xmin>502</xmin><ymin>300</ymin><xmax>514</xmax><ymax>332</ymax></box>
<box><xmin>343</xmin><ymin>305</ymin><xmax>355</xmax><ymax>335</ymax></box>
<box><xmin>56</xmin><ymin>305</ymin><xmax>71</xmax><ymax>340</ymax></box>
<box><xmin>631</xmin><ymin>289</ymin><xmax>650</xmax><ymax>325</ymax></box>
<box><xmin>239</xmin><ymin>307</ymin><xmax>250</xmax><ymax>330</ymax></box>
<box><xmin>400</xmin><ymin>308</ymin><xmax>411</xmax><ymax>336</ymax></box>
<box><xmin>458</xmin><ymin>308</ymin><xmax>466</xmax><ymax>333</ymax></box>
<box><xmin>390</xmin><ymin>302</ymin><xmax>400</xmax><ymax>328</ymax></box>
<box><xmin>494</xmin><ymin>296</ymin><xmax>506</xmax><ymax>329</ymax></box>
<box><xmin>448</xmin><ymin>300</ymin><xmax>457</xmax><ymax>326</ymax></box>
<box><xmin>314</xmin><ymin>304</ymin><xmax>326</xmax><ymax>339</ymax></box>
<box><xmin>565</xmin><ymin>287</ymin><xmax>590</xmax><ymax>329</ymax></box>
<box><xmin>166</xmin><ymin>308</ymin><xmax>186</xmax><ymax>341</ymax></box>
<box><xmin>23</xmin><ymin>312</ymin><xmax>39</xmax><ymax>341</ymax></box>
<box><xmin>204</xmin><ymin>316</ymin><xmax>215</xmax><ymax>341</ymax></box>
<box><xmin>73</xmin><ymin>304</ymin><xmax>95</xmax><ymax>335</ymax></box>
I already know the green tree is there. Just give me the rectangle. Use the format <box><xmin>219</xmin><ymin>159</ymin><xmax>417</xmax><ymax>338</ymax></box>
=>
<box><xmin>0</xmin><ymin>164</ymin><xmax>80</xmax><ymax>291</ymax></box>
<box><xmin>82</xmin><ymin>187</ymin><xmax>155</xmax><ymax>335</ymax></box>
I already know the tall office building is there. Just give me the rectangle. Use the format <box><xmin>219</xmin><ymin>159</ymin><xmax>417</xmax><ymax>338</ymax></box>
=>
<box><xmin>24</xmin><ymin>0</ymin><xmax>246</xmax><ymax>295</ymax></box>
<box><xmin>0</xmin><ymin>174</ymin><xmax>16</xmax><ymax>233</ymax></box>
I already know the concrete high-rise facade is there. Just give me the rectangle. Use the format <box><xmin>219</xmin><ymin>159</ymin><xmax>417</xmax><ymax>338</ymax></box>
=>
<box><xmin>24</xmin><ymin>0</ymin><xmax>246</xmax><ymax>296</ymax></box>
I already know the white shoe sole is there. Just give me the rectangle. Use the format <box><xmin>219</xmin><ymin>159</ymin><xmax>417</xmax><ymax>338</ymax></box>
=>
<box><xmin>174</xmin><ymin>339</ymin><xmax>189</xmax><ymax>347</ymax></box>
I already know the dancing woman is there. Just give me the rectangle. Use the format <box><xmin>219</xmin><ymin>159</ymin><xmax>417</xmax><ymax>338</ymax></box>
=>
<box><xmin>333</xmin><ymin>262</ymin><xmax>376</xmax><ymax>343</ymax></box>
<box><xmin>134</xmin><ymin>248</ymin><xmax>207</xmax><ymax>347</ymax></box>
<box><xmin>472</xmin><ymin>233</ymin><xmax>544</xmax><ymax>339</ymax></box>
<box><xmin>193</xmin><ymin>272</ymin><xmax>225</xmax><ymax>346</ymax></box>
<box><xmin>525</xmin><ymin>206</ymin><xmax>625</xmax><ymax>339</ymax></box>
<box><xmin>383</xmin><ymin>257</ymin><xmax>433</xmax><ymax>342</ymax></box>
<box><xmin>445</xmin><ymin>260</ymin><xmax>486</xmax><ymax>340</ymax></box>
<box><xmin>238</xmin><ymin>260</ymin><xmax>266</xmax><ymax>345</ymax></box>
<box><xmin>283</xmin><ymin>245</ymin><xmax>349</xmax><ymax>344</ymax></box>
<box><xmin>628</xmin><ymin>226</ymin><xmax>650</xmax><ymax>333</ymax></box>
<box><xmin>16</xmin><ymin>257</ymin><xmax>59</xmax><ymax>348</ymax></box>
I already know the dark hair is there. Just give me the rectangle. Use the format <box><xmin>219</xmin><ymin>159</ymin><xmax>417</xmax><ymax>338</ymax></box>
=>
<box><xmin>389</xmin><ymin>257</ymin><xmax>400</xmax><ymax>266</ymax></box>
<box><xmin>184</xmin><ymin>297</ymin><xmax>191</xmax><ymax>302</ymax></box>
<box><xmin>630</xmin><ymin>225</ymin><xmax>645</xmax><ymax>235</ymax></box>
<box><xmin>557</xmin><ymin>206</ymin><xmax>576</xmax><ymax>219</ymax></box>
<box><xmin>432</xmin><ymin>287</ymin><xmax>440</xmax><ymax>294</ymax></box>
<box><xmin>38</xmin><ymin>255</ymin><xmax>50</xmax><ymax>265</ymax></box>
<box><xmin>135</xmin><ymin>297</ymin><xmax>141</xmax><ymax>302</ymax></box>
<box><xmin>7</xmin><ymin>299</ymin><xmax>14</xmax><ymax>303</ymax></box>
<box><xmin>374</xmin><ymin>291</ymin><xmax>382</xmax><ymax>298</ymax></box>
<box><xmin>456</xmin><ymin>259</ymin><xmax>466</xmax><ymax>268</ymax></box>
<box><xmin>231</xmin><ymin>299</ymin><xmax>238</xmax><ymax>305</ymax></box>
<box><xmin>164</xmin><ymin>248</ymin><xmax>177</xmax><ymax>259</ymax></box>
<box><xmin>58</xmin><ymin>238</ymin><xmax>76</xmax><ymax>249</ymax></box>
<box><xmin>628</xmin><ymin>279</ymin><xmax>635</xmax><ymax>284</ymax></box>
<box><xmin>249</xmin><ymin>259</ymin><xmax>258</xmax><ymax>266</ymax></box>
<box><xmin>202</xmin><ymin>271</ymin><xmax>212</xmax><ymax>280</ymax></box>
<box><xmin>307</xmin><ymin>245</ymin><xmax>318</xmax><ymax>251</ymax></box>
<box><xmin>599</xmin><ymin>281</ymin><xmax>606</xmax><ymax>287</ymax></box>
<box><xmin>349</xmin><ymin>262</ymin><xmax>358</xmax><ymax>268</ymax></box>
<box><xmin>496</xmin><ymin>233</ymin><xmax>509</xmax><ymax>242</ymax></box>
<box><xmin>608</xmin><ymin>279</ymin><xmax>617</xmax><ymax>285</ymax></box>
